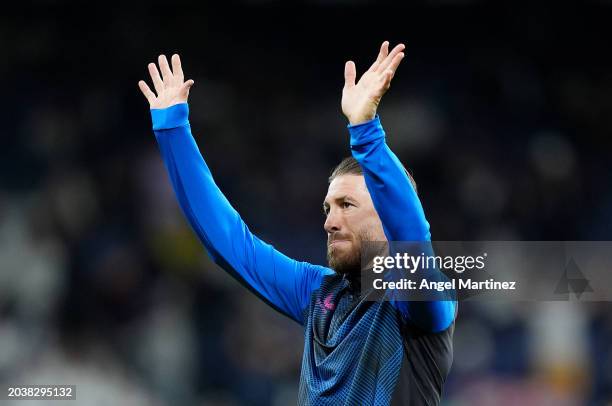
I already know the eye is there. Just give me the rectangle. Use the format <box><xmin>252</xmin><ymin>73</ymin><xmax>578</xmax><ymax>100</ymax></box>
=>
<box><xmin>341</xmin><ymin>201</ymin><xmax>353</xmax><ymax>209</ymax></box>
<box><xmin>323</xmin><ymin>206</ymin><xmax>330</xmax><ymax>216</ymax></box>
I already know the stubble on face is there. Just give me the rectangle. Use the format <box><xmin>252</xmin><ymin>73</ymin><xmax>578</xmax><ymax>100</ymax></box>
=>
<box><xmin>327</xmin><ymin>227</ymin><xmax>374</xmax><ymax>276</ymax></box>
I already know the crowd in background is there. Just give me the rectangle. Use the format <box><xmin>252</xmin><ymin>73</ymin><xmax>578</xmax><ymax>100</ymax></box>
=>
<box><xmin>1</xmin><ymin>3</ymin><xmax>612</xmax><ymax>405</ymax></box>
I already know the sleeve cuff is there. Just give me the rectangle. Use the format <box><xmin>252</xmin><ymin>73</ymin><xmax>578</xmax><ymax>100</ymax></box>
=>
<box><xmin>348</xmin><ymin>115</ymin><xmax>385</xmax><ymax>147</ymax></box>
<box><xmin>151</xmin><ymin>103</ymin><xmax>190</xmax><ymax>130</ymax></box>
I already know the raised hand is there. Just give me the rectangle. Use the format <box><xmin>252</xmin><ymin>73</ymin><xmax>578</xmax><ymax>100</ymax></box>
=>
<box><xmin>138</xmin><ymin>54</ymin><xmax>194</xmax><ymax>109</ymax></box>
<box><xmin>341</xmin><ymin>41</ymin><xmax>405</xmax><ymax>125</ymax></box>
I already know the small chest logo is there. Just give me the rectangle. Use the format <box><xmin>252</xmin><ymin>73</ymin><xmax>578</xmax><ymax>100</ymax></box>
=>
<box><xmin>316</xmin><ymin>294</ymin><xmax>336</xmax><ymax>313</ymax></box>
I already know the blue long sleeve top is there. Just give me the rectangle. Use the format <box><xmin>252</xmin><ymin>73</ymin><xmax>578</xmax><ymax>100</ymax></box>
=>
<box><xmin>151</xmin><ymin>103</ymin><xmax>455</xmax><ymax>405</ymax></box>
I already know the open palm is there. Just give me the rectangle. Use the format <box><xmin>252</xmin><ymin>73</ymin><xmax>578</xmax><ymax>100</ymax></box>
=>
<box><xmin>341</xmin><ymin>41</ymin><xmax>405</xmax><ymax>125</ymax></box>
<box><xmin>138</xmin><ymin>54</ymin><xmax>194</xmax><ymax>109</ymax></box>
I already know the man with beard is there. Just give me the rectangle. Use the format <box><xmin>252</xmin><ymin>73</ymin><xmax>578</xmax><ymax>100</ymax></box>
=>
<box><xmin>139</xmin><ymin>42</ymin><xmax>456</xmax><ymax>405</ymax></box>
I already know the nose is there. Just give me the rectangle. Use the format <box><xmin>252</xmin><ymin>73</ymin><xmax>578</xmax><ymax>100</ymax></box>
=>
<box><xmin>324</xmin><ymin>208</ymin><xmax>342</xmax><ymax>234</ymax></box>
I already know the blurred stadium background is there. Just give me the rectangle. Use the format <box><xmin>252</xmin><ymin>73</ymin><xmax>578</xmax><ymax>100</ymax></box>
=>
<box><xmin>1</xmin><ymin>2</ymin><xmax>612</xmax><ymax>405</ymax></box>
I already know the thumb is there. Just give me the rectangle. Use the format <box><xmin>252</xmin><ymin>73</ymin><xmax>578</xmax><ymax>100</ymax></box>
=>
<box><xmin>180</xmin><ymin>79</ymin><xmax>195</xmax><ymax>97</ymax></box>
<box><xmin>344</xmin><ymin>61</ymin><xmax>356</xmax><ymax>88</ymax></box>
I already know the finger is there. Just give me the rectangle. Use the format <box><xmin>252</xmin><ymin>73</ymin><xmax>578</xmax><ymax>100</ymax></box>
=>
<box><xmin>138</xmin><ymin>80</ymin><xmax>156</xmax><ymax>103</ymax></box>
<box><xmin>386</xmin><ymin>52</ymin><xmax>405</xmax><ymax>78</ymax></box>
<box><xmin>344</xmin><ymin>61</ymin><xmax>356</xmax><ymax>88</ymax></box>
<box><xmin>381</xmin><ymin>54</ymin><xmax>403</xmax><ymax>91</ymax></box>
<box><xmin>148</xmin><ymin>63</ymin><xmax>164</xmax><ymax>94</ymax></box>
<box><xmin>158</xmin><ymin>54</ymin><xmax>173</xmax><ymax>84</ymax></box>
<box><xmin>378</xmin><ymin>43</ymin><xmax>405</xmax><ymax>73</ymax></box>
<box><xmin>180</xmin><ymin>79</ymin><xmax>195</xmax><ymax>98</ymax></box>
<box><xmin>369</xmin><ymin>41</ymin><xmax>389</xmax><ymax>72</ymax></box>
<box><xmin>382</xmin><ymin>70</ymin><xmax>394</xmax><ymax>90</ymax></box>
<box><xmin>171</xmin><ymin>54</ymin><xmax>184</xmax><ymax>84</ymax></box>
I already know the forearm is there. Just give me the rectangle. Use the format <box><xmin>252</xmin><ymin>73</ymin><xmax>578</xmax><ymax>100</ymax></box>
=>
<box><xmin>151</xmin><ymin>103</ymin><xmax>329</xmax><ymax>323</ymax></box>
<box><xmin>348</xmin><ymin>116</ymin><xmax>455</xmax><ymax>332</ymax></box>
<box><xmin>348</xmin><ymin>115</ymin><xmax>430</xmax><ymax>242</ymax></box>
<box><xmin>152</xmin><ymin>104</ymin><xmax>246</xmax><ymax>267</ymax></box>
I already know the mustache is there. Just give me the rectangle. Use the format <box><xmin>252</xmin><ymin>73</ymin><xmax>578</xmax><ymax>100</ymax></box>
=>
<box><xmin>327</xmin><ymin>233</ymin><xmax>353</xmax><ymax>246</ymax></box>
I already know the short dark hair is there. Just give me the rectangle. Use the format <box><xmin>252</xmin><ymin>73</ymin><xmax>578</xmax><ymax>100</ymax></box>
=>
<box><xmin>329</xmin><ymin>156</ymin><xmax>418</xmax><ymax>193</ymax></box>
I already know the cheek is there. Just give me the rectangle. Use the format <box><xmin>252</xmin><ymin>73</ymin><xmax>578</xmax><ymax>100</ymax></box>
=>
<box><xmin>373</xmin><ymin>222</ymin><xmax>387</xmax><ymax>241</ymax></box>
<box><xmin>349</xmin><ymin>210</ymin><xmax>386</xmax><ymax>241</ymax></box>
<box><xmin>366</xmin><ymin>209</ymin><xmax>386</xmax><ymax>240</ymax></box>
<box><xmin>363</xmin><ymin>218</ymin><xmax>386</xmax><ymax>241</ymax></box>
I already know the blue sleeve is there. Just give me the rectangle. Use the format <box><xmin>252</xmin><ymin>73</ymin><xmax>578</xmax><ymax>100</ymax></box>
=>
<box><xmin>348</xmin><ymin>116</ymin><xmax>456</xmax><ymax>332</ymax></box>
<box><xmin>151</xmin><ymin>103</ymin><xmax>333</xmax><ymax>325</ymax></box>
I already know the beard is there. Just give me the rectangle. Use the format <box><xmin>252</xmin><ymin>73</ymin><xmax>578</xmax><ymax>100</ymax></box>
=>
<box><xmin>327</xmin><ymin>227</ymin><xmax>374</xmax><ymax>276</ymax></box>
